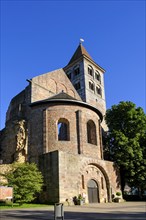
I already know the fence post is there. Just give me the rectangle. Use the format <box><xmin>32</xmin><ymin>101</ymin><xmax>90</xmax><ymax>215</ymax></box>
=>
<box><xmin>54</xmin><ymin>203</ymin><xmax>64</xmax><ymax>220</ymax></box>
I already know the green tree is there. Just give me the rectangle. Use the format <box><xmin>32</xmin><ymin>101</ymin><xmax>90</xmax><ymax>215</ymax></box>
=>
<box><xmin>105</xmin><ymin>101</ymin><xmax>146</xmax><ymax>195</ymax></box>
<box><xmin>4</xmin><ymin>163</ymin><xmax>43</xmax><ymax>205</ymax></box>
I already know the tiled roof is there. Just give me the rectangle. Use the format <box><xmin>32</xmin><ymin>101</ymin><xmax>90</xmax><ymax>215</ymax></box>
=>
<box><xmin>30</xmin><ymin>91</ymin><xmax>103</xmax><ymax>121</ymax></box>
<box><xmin>45</xmin><ymin>91</ymin><xmax>78</xmax><ymax>101</ymax></box>
<box><xmin>68</xmin><ymin>44</ymin><xmax>93</xmax><ymax>65</ymax></box>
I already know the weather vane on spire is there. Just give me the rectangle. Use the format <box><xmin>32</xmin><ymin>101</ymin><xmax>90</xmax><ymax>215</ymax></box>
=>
<box><xmin>80</xmin><ymin>38</ymin><xmax>84</xmax><ymax>45</ymax></box>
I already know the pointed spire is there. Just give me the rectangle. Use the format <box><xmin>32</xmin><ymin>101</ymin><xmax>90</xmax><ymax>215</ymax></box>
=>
<box><xmin>68</xmin><ymin>42</ymin><xmax>93</xmax><ymax>65</ymax></box>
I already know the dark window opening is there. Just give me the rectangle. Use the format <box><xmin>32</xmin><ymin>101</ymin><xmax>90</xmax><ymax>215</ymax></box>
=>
<box><xmin>89</xmin><ymin>81</ymin><xmax>94</xmax><ymax>91</ymax></box>
<box><xmin>87</xmin><ymin>120</ymin><xmax>97</xmax><ymax>145</ymax></box>
<box><xmin>88</xmin><ymin>66</ymin><xmax>93</xmax><ymax>76</ymax></box>
<box><xmin>96</xmin><ymin>86</ymin><xmax>102</xmax><ymax>96</ymax></box>
<box><xmin>74</xmin><ymin>66</ymin><xmax>80</xmax><ymax>76</ymax></box>
<box><xmin>74</xmin><ymin>82</ymin><xmax>81</xmax><ymax>90</ymax></box>
<box><xmin>95</xmin><ymin>71</ymin><xmax>101</xmax><ymax>83</ymax></box>
<box><xmin>58</xmin><ymin>119</ymin><xmax>70</xmax><ymax>141</ymax></box>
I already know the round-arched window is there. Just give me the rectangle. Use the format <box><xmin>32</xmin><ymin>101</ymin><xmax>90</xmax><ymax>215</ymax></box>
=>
<box><xmin>89</xmin><ymin>81</ymin><xmax>94</xmax><ymax>91</ymax></box>
<box><xmin>57</xmin><ymin>118</ymin><xmax>70</xmax><ymax>141</ymax></box>
<box><xmin>95</xmin><ymin>71</ymin><xmax>101</xmax><ymax>83</ymax></box>
<box><xmin>88</xmin><ymin>65</ymin><xmax>93</xmax><ymax>77</ymax></box>
<box><xmin>96</xmin><ymin>86</ymin><xmax>102</xmax><ymax>96</ymax></box>
<box><xmin>87</xmin><ymin>120</ymin><xmax>97</xmax><ymax>145</ymax></box>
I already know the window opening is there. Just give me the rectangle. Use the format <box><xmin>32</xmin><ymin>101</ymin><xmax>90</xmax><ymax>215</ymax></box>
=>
<box><xmin>74</xmin><ymin>82</ymin><xmax>81</xmax><ymax>90</ymax></box>
<box><xmin>88</xmin><ymin>65</ymin><xmax>93</xmax><ymax>77</ymax></box>
<box><xmin>96</xmin><ymin>86</ymin><xmax>102</xmax><ymax>96</ymax></box>
<box><xmin>87</xmin><ymin>120</ymin><xmax>97</xmax><ymax>145</ymax></box>
<box><xmin>89</xmin><ymin>81</ymin><xmax>94</xmax><ymax>91</ymax></box>
<box><xmin>95</xmin><ymin>71</ymin><xmax>101</xmax><ymax>83</ymax></box>
<box><xmin>74</xmin><ymin>65</ymin><xmax>80</xmax><ymax>76</ymax></box>
<box><xmin>58</xmin><ymin>119</ymin><xmax>70</xmax><ymax>141</ymax></box>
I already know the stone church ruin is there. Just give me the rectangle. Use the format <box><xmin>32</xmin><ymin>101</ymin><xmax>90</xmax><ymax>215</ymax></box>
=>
<box><xmin>0</xmin><ymin>42</ymin><xmax>122</xmax><ymax>204</ymax></box>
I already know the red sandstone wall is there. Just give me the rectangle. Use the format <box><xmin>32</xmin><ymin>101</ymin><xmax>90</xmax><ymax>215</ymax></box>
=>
<box><xmin>29</xmin><ymin>103</ymin><xmax>102</xmax><ymax>162</ymax></box>
<box><xmin>0</xmin><ymin>186</ymin><xmax>13</xmax><ymax>200</ymax></box>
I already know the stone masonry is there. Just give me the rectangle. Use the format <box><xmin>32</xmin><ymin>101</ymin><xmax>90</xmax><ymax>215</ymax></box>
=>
<box><xmin>0</xmin><ymin>43</ymin><xmax>122</xmax><ymax>204</ymax></box>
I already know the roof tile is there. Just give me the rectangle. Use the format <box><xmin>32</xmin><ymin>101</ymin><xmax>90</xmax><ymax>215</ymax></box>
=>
<box><xmin>68</xmin><ymin>44</ymin><xmax>92</xmax><ymax>65</ymax></box>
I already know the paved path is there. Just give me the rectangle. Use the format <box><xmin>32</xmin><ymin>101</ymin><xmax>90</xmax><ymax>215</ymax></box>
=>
<box><xmin>0</xmin><ymin>202</ymin><xmax>146</xmax><ymax>220</ymax></box>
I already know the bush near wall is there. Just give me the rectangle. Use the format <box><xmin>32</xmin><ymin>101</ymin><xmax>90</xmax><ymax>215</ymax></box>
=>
<box><xmin>123</xmin><ymin>195</ymin><xmax>146</xmax><ymax>201</ymax></box>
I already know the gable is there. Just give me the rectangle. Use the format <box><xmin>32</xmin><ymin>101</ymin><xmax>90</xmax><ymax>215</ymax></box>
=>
<box><xmin>30</xmin><ymin>68</ymin><xmax>82</xmax><ymax>103</ymax></box>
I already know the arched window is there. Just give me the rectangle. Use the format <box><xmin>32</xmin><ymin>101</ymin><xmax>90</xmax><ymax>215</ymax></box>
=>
<box><xmin>89</xmin><ymin>81</ymin><xmax>94</xmax><ymax>91</ymax></box>
<box><xmin>74</xmin><ymin>65</ymin><xmax>80</xmax><ymax>76</ymax></box>
<box><xmin>96</xmin><ymin>86</ymin><xmax>102</xmax><ymax>96</ymax></box>
<box><xmin>95</xmin><ymin>71</ymin><xmax>101</xmax><ymax>83</ymax></box>
<box><xmin>87</xmin><ymin>120</ymin><xmax>97</xmax><ymax>145</ymax></box>
<box><xmin>74</xmin><ymin>81</ymin><xmax>81</xmax><ymax>90</ymax></box>
<box><xmin>57</xmin><ymin>118</ymin><xmax>70</xmax><ymax>141</ymax></box>
<box><xmin>88</xmin><ymin>65</ymin><xmax>93</xmax><ymax>77</ymax></box>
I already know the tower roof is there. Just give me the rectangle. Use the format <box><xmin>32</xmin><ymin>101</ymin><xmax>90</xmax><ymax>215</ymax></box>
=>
<box><xmin>68</xmin><ymin>44</ymin><xmax>93</xmax><ymax>65</ymax></box>
<box><xmin>66</xmin><ymin>43</ymin><xmax>105</xmax><ymax>72</ymax></box>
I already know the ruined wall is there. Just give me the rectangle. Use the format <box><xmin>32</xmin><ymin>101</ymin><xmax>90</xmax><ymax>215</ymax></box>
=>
<box><xmin>0</xmin><ymin>120</ymin><xmax>28</xmax><ymax>164</ymax></box>
<box><xmin>6</xmin><ymin>86</ymin><xmax>31</xmax><ymax>124</ymax></box>
<box><xmin>0</xmin><ymin>164</ymin><xmax>12</xmax><ymax>184</ymax></box>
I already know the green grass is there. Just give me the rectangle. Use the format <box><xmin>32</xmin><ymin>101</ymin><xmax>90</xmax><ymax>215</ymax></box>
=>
<box><xmin>0</xmin><ymin>202</ymin><xmax>52</xmax><ymax>209</ymax></box>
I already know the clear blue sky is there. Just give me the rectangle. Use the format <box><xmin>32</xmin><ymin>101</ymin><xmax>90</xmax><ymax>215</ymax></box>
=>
<box><xmin>1</xmin><ymin>0</ymin><xmax>145</xmax><ymax>129</ymax></box>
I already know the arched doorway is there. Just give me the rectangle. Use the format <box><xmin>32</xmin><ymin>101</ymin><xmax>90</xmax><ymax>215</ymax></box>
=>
<box><xmin>87</xmin><ymin>179</ymin><xmax>99</xmax><ymax>203</ymax></box>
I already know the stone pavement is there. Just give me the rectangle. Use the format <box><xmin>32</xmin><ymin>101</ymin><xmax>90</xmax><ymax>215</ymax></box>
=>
<box><xmin>0</xmin><ymin>201</ymin><xmax>146</xmax><ymax>220</ymax></box>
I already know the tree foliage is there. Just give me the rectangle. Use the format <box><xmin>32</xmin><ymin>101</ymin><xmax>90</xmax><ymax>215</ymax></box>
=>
<box><xmin>105</xmin><ymin>101</ymin><xmax>146</xmax><ymax>193</ymax></box>
<box><xmin>4</xmin><ymin>162</ymin><xmax>44</xmax><ymax>205</ymax></box>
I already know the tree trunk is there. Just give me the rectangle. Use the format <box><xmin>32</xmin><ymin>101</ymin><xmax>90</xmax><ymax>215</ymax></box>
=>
<box><xmin>138</xmin><ymin>187</ymin><xmax>142</xmax><ymax>198</ymax></box>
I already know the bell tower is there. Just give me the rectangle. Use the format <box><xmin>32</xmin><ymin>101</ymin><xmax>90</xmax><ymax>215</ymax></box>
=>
<box><xmin>63</xmin><ymin>42</ymin><xmax>106</xmax><ymax>118</ymax></box>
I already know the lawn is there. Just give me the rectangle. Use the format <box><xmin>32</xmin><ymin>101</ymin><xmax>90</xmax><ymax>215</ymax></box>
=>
<box><xmin>0</xmin><ymin>202</ymin><xmax>52</xmax><ymax>209</ymax></box>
